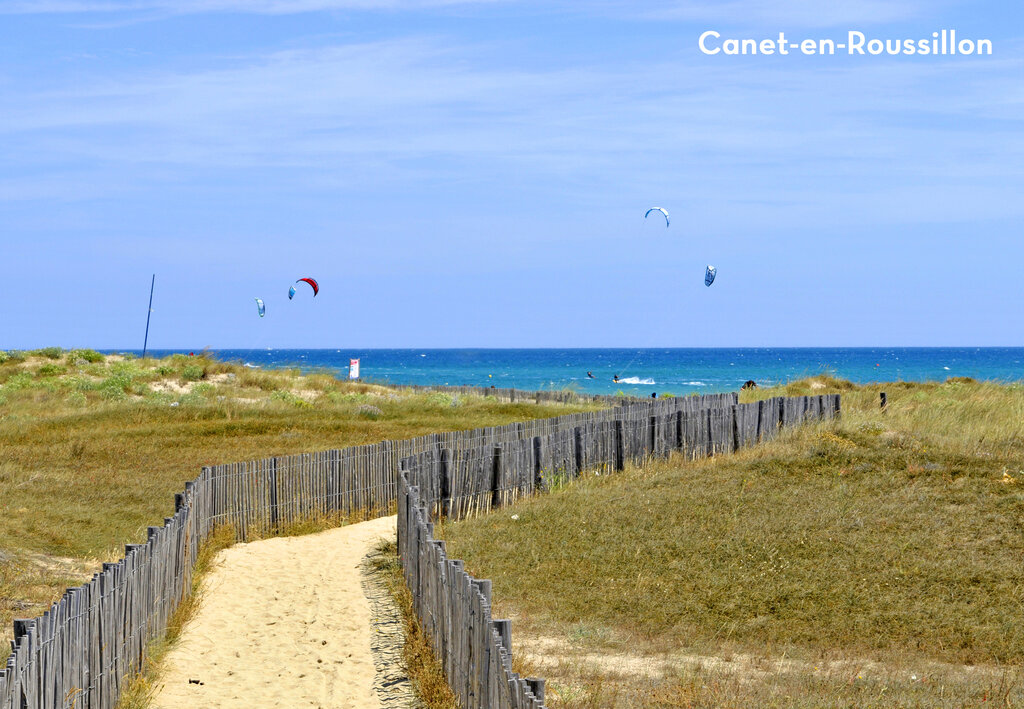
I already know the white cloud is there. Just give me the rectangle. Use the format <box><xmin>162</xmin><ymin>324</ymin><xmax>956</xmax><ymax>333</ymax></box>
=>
<box><xmin>1</xmin><ymin>34</ymin><xmax>1021</xmax><ymax>230</ymax></box>
<box><xmin>0</xmin><ymin>0</ymin><xmax>506</xmax><ymax>13</ymax></box>
<box><xmin>635</xmin><ymin>0</ymin><xmax>934</xmax><ymax>28</ymax></box>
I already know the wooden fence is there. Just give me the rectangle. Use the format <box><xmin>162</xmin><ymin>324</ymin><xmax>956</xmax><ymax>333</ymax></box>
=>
<box><xmin>400</xmin><ymin>474</ymin><xmax>548</xmax><ymax>708</ymax></box>
<box><xmin>395</xmin><ymin>383</ymin><xmax>642</xmax><ymax>406</ymax></box>
<box><xmin>395</xmin><ymin>393</ymin><xmax>841</xmax><ymax>709</ymax></box>
<box><xmin>0</xmin><ymin>392</ymin><xmax>838</xmax><ymax>709</ymax></box>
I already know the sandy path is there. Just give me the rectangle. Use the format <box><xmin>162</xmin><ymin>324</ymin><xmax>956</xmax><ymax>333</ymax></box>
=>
<box><xmin>152</xmin><ymin>516</ymin><xmax>399</xmax><ymax>709</ymax></box>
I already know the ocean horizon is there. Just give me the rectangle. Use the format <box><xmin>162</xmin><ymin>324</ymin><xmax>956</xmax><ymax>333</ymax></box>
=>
<box><xmin>108</xmin><ymin>347</ymin><xmax>1024</xmax><ymax>397</ymax></box>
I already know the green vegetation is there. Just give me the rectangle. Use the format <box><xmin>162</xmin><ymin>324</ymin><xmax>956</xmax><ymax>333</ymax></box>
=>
<box><xmin>441</xmin><ymin>377</ymin><xmax>1024</xmax><ymax>707</ymax></box>
<box><xmin>0</xmin><ymin>350</ymin><xmax>599</xmax><ymax>662</ymax></box>
<box><xmin>31</xmin><ymin>346</ymin><xmax>64</xmax><ymax>360</ymax></box>
<box><xmin>180</xmin><ymin>364</ymin><xmax>204</xmax><ymax>382</ymax></box>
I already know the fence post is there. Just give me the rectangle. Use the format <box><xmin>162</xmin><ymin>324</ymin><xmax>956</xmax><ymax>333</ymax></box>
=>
<box><xmin>269</xmin><ymin>457</ymin><xmax>279</xmax><ymax>531</ymax></box>
<box><xmin>532</xmin><ymin>437</ymin><xmax>543</xmax><ymax>490</ymax></box>
<box><xmin>494</xmin><ymin>619</ymin><xmax>512</xmax><ymax>653</ymax></box>
<box><xmin>705</xmin><ymin>408</ymin><xmax>714</xmax><ymax>456</ymax></box>
<box><xmin>527</xmin><ymin>678</ymin><xmax>546</xmax><ymax>702</ymax></box>
<box><xmin>473</xmin><ymin>579</ymin><xmax>492</xmax><ymax>605</ymax></box>
<box><xmin>398</xmin><ymin>459</ymin><xmax>409</xmax><ymax>551</ymax></box>
<box><xmin>490</xmin><ymin>445</ymin><xmax>503</xmax><ymax>510</ymax></box>
<box><xmin>440</xmin><ymin>448</ymin><xmax>451</xmax><ymax>518</ymax></box>
<box><xmin>573</xmin><ymin>426</ymin><xmax>583</xmax><ymax>476</ymax></box>
<box><xmin>614</xmin><ymin>419</ymin><xmax>624</xmax><ymax>471</ymax></box>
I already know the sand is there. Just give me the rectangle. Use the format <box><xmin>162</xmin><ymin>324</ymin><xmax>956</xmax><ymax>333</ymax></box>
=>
<box><xmin>152</xmin><ymin>516</ymin><xmax>398</xmax><ymax>709</ymax></box>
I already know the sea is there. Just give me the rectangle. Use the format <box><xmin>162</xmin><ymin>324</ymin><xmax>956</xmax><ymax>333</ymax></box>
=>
<box><xmin>126</xmin><ymin>348</ymin><xmax>1024</xmax><ymax>397</ymax></box>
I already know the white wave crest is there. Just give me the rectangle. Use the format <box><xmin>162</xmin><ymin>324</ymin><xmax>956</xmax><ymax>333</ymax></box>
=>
<box><xmin>618</xmin><ymin>376</ymin><xmax>655</xmax><ymax>385</ymax></box>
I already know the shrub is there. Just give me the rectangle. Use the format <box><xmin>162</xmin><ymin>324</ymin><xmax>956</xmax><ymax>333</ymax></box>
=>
<box><xmin>424</xmin><ymin>393</ymin><xmax>454</xmax><ymax>408</ymax></box>
<box><xmin>100</xmin><ymin>385</ymin><xmax>127</xmax><ymax>401</ymax></box>
<box><xmin>0</xmin><ymin>351</ymin><xmax>8</xmax><ymax>365</ymax></box>
<box><xmin>66</xmin><ymin>392</ymin><xmax>87</xmax><ymax>408</ymax></box>
<box><xmin>192</xmin><ymin>382</ymin><xmax>215</xmax><ymax>396</ymax></box>
<box><xmin>326</xmin><ymin>391</ymin><xmax>372</xmax><ymax>405</ymax></box>
<box><xmin>3</xmin><ymin>373</ymin><xmax>34</xmax><ymax>391</ymax></box>
<box><xmin>857</xmin><ymin>421</ymin><xmax>886</xmax><ymax>436</ymax></box>
<box><xmin>177</xmin><ymin>393</ymin><xmax>204</xmax><ymax>407</ymax></box>
<box><xmin>156</xmin><ymin>365</ymin><xmax>176</xmax><ymax>376</ymax></box>
<box><xmin>35</xmin><ymin>378</ymin><xmax>59</xmax><ymax>393</ymax></box>
<box><xmin>144</xmin><ymin>391</ymin><xmax>174</xmax><ymax>406</ymax></box>
<box><xmin>4</xmin><ymin>351</ymin><xmax>26</xmax><ymax>364</ymax></box>
<box><xmin>357</xmin><ymin>404</ymin><xmax>383</xmax><ymax>419</ymax></box>
<box><xmin>100</xmin><ymin>373</ymin><xmax>133</xmax><ymax>399</ymax></box>
<box><xmin>270</xmin><ymin>390</ymin><xmax>312</xmax><ymax>408</ymax></box>
<box><xmin>109</xmin><ymin>360</ymin><xmax>140</xmax><ymax>376</ymax></box>
<box><xmin>69</xmin><ymin>376</ymin><xmax>99</xmax><ymax>392</ymax></box>
<box><xmin>67</xmin><ymin>349</ymin><xmax>105</xmax><ymax>364</ymax></box>
<box><xmin>181</xmin><ymin>365</ymin><xmax>205</xmax><ymax>382</ymax></box>
<box><xmin>239</xmin><ymin>370</ymin><xmax>278</xmax><ymax>391</ymax></box>
<box><xmin>32</xmin><ymin>347</ymin><xmax>63</xmax><ymax>360</ymax></box>
<box><xmin>36</xmin><ymin>363</ymin><xmax>65</xmax><ymax>377</ymax></box>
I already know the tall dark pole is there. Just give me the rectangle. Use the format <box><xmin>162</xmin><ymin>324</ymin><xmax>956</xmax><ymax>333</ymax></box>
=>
<box><xmin>142</xmin><ymin>274</ymin><xmax>155</xmax><ymax>359</ymax></box>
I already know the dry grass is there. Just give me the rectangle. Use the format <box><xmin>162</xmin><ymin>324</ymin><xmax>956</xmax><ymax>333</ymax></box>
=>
<box><xmin>441</xmin><ymin>377</ymin><xmax>1024</xmax><ymax>707</ymax></box>
<box><xmin>0</xmin><ymin>350</ymin><xmax>598</xmax><ymax>662</ymax></box>
<box><xmin>371</xmin><ymin>539</ymin><xmax>459</xmax><ymax>709</ymax></box>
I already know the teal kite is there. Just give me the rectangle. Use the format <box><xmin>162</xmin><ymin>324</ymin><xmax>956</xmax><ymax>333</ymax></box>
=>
<box><xmin>644</xmin><ymin>207</ymin><xmax>669</xmax><ymax>227</ymax></box>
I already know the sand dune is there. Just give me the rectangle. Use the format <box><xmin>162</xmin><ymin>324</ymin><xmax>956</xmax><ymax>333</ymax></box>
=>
<box><xmin>152</xmin><ymin>516</ymin><xmax>398</xmax><ymax>709</ymax></box>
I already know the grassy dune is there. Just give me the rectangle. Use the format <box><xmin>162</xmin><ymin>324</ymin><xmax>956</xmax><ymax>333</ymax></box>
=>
<box><xmin>441</xmin><ymin>377</ymin><xmax>1024</xmax><ymax>707</ymax></box>
<box><xmin>0</xmin><ymin>348</ymin><xmax>598</xmax><ymax>662</ymax></box>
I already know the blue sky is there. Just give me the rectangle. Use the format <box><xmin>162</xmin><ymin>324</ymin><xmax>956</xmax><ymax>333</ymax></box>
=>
<box><xmin>1</xmin><ymin>0</ymin><xmax>1021</xmax><ymax>348</ymax></box>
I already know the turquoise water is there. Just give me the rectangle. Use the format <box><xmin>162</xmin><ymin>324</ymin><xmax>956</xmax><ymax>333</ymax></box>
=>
<box><xmin>128</xmin><ymin>348</ymin><xmax>1024</xmax><ymax>397</ymax></box>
